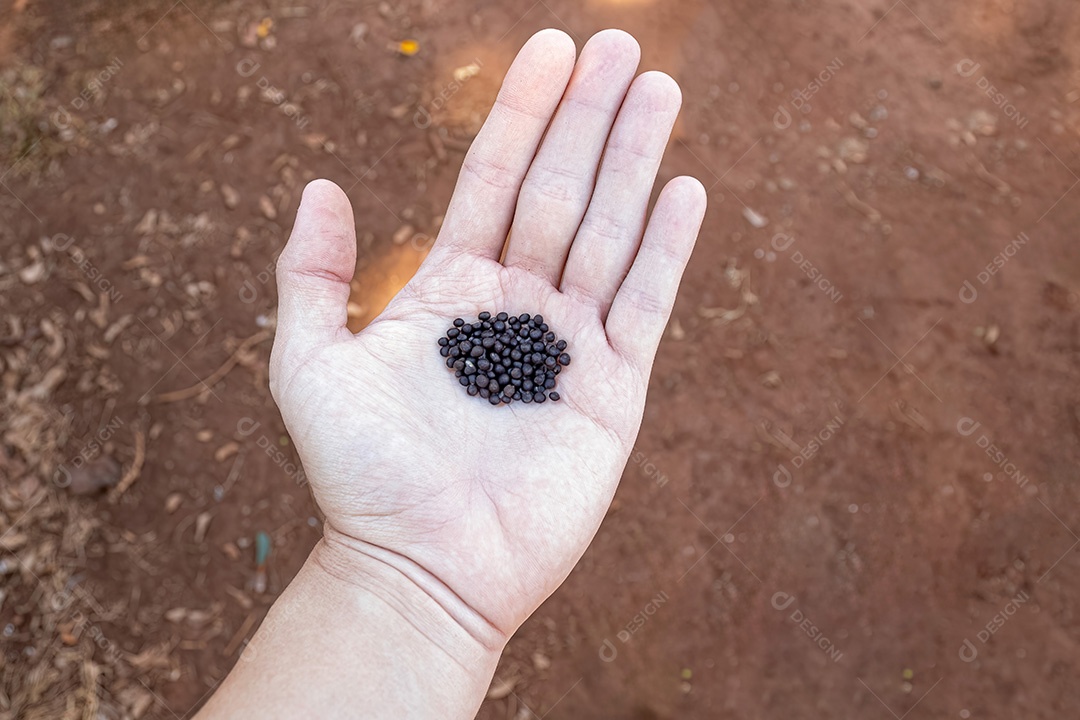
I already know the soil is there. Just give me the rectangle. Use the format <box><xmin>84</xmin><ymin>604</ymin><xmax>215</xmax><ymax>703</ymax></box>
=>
<box><xmin>1</xmin><ymin>0</ymin><xmax>1079</xmax><ymax>718</ymax></box>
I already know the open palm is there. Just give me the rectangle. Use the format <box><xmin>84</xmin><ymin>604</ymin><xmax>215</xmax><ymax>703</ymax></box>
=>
<box><xmin>269</xmin><ymin>29</ymin><xmax>706</xmax><ymax>643</ymax></box>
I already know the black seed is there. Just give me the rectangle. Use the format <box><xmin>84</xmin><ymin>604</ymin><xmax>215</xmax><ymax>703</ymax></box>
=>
<box><xmin>442</xmin><ymin>312</ymin><xmax>568</xmax><ymax>406</ymax></box>
<box><xmin>549</xmin><ymin>392</ymin><xmax>560</xmax><ymax>401</ymax></box>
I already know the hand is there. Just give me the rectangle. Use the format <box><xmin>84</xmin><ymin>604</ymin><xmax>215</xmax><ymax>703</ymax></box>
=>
<box><xmin>270</xmin><ymin>28</ymin><xmax>706</xmax><ymax>648</ymax></box>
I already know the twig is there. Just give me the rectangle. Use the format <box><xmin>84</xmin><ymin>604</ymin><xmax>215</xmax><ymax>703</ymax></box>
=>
<box><xmin>154</xmin><ymin>330</ymin><xmax>271</xmax><ymax>404</ymax></box>
<box><xmin>224</xmin><ymin>610</ymin><xmax>259</xmax><ymax>657</ymax></box>
<box><xmin>109</xmin><ymin>429</ymin><xmax>146</xmax><ymax>503</ymax></box>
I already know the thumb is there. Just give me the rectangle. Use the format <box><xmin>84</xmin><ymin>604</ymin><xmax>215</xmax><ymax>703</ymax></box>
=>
<box><xmin>272</xmin><ymin>179</ymin><xmax>356</xmax><ymax>381</ymax></box>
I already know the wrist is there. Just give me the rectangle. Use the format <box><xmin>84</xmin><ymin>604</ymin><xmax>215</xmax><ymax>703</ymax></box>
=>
<box><xmin>314</xmin><ymin>522</ymin><xmax>508</xmax><ymax>667</ymax></box>
<box><xmin>201</xmin><ymin>529</ymin><xmax>504</xmax><ymax>720</ymax></box>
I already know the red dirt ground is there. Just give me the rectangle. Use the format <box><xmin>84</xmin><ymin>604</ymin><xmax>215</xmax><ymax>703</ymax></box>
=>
<box><xmin>2</xmin><ymin>0</ymin><xmax>1079</xmax><ymax>718</ymax></box>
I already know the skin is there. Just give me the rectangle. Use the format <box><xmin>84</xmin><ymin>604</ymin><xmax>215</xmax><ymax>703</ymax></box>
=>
<box><xmin>198</xmin><ymin>28</ymin><xmax>706</xmax><ymax>719</ymax></box>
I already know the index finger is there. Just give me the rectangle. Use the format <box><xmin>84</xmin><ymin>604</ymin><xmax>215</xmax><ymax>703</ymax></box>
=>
<box><xmin>429</xmin><ymin>29</ymin><xmax>577</xmax><ymax>262</ymax></box>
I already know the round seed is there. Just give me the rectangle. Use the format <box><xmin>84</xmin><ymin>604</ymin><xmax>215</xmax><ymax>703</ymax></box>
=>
<box><xmin>441</xmin><ymin>312</ymin><xmax>569</xmax><ymax>406</ymax></box>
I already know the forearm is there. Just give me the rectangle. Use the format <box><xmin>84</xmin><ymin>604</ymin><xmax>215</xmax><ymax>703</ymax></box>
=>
<box><xmin>197</xmin><ymin>534</ymin><xmax>504</xmax><ymax>719</ymax></box>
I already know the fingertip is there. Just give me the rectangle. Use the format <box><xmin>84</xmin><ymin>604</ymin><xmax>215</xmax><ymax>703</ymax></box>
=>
<box><xmin>583</xmin><ymin>28</ymin><xmax>641</xmax><ymax>66</ymax></box>
<box><xmin>523</xmin><ymin>28</ymin><xmax>578</xmax><ymax>65</ymax></box>
<box><xmin>664</xmin><ymin>176</ymin><xmax>708</xmax><ymax>214</ymax></box>
<box><xmin>632</xmin><ymin>70</ymin><xmax>682</xmax><ymax>112</ymax></box>
<box><xmin>300</xmin><ymin>178</ymin><xmax>349</xmax><ymax>208</ymax></box>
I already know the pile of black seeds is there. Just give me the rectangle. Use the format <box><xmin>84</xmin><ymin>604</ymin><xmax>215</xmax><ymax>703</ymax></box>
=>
<box><xmin>439</xmin><ymin>311</ymin><xmax>570</xmax><ymax>406</ymax></box>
